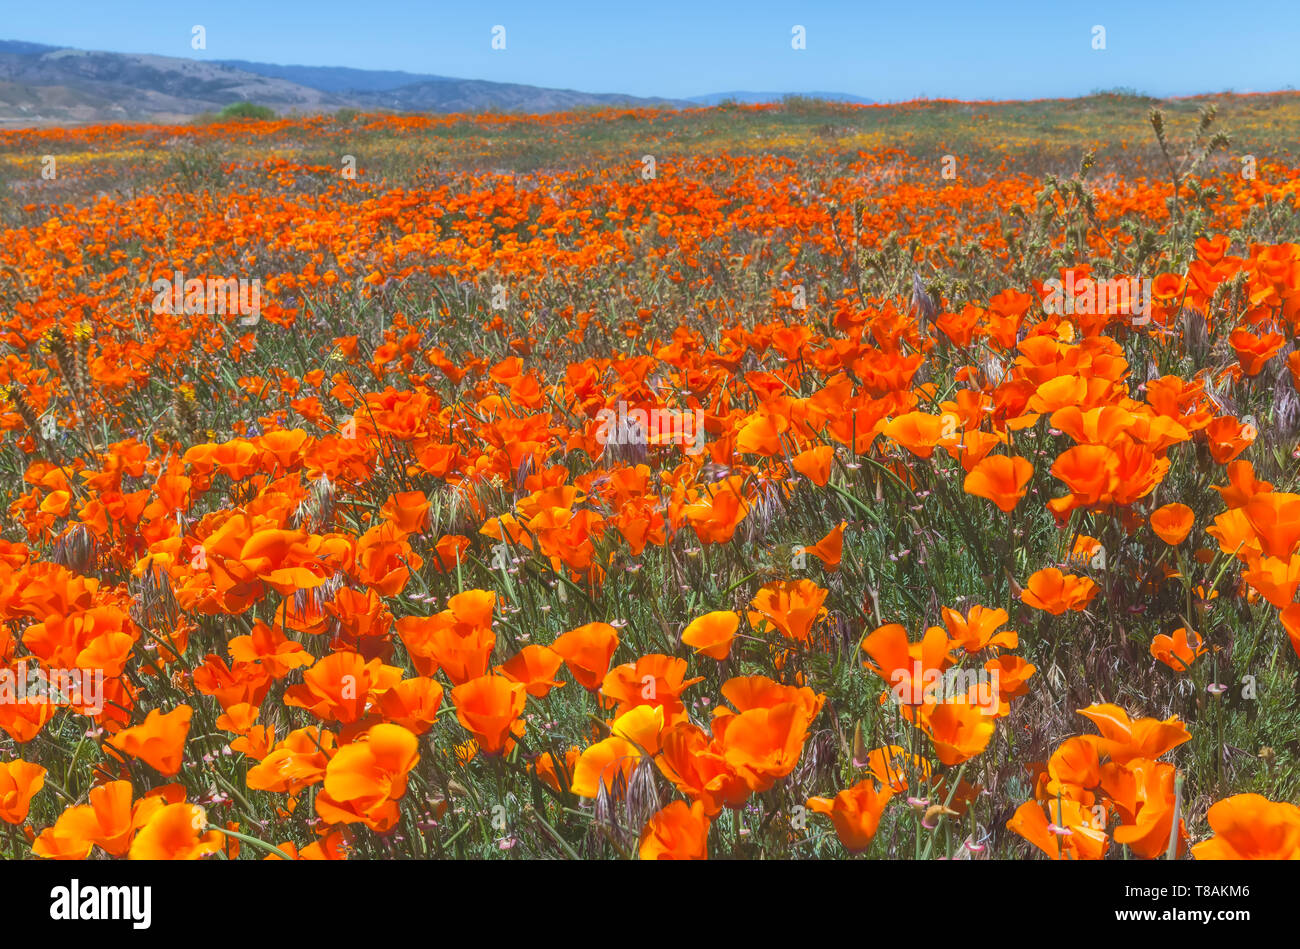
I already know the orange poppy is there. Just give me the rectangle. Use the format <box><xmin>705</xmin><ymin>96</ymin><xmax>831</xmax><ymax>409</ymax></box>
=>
<box><xmin>450</xmin><ymin>675</ymin><xmax>526</xmax><ymax>754</ymax></box>
<box><xmin>1150</xmin><ymin>627</ymin><xmax>1206</xmax><ymax>672</ymax></box>
<box><xmin>807</xmin><ymin>779</ymin><xmax>893</xmax><ymax>853</ymax></box>
<box><xmin>1192</xmin><ymin>794</ymin><xmax>1300</xmax><ymax>859</ymax></box>
<box><xmin>639</xmin><ymin>800</ymin><xmax>710</xmax><ymax>859</ymax></box>
<box><xmin>1020</xmin><ymin>568</ymin><xmax>1098</xmax><ymax>614</ymax></box>
<box><xmin>963</xmin><ymin>454</ymin><xmax>1034</xmax><ymax>512</ymax></box>
<box><xmin>0</xmin><ymin>759</ymin><xmax>45</xmax><ymax>824</ymax></box>
<box><xmin>551</xmin><ymin>622</ymin><xmax>620</xmax><ymax>691</ymax></box>
<box><xmin>128</xmin><ymin>802</ymin><xmax>224</xmax><ymax>860</ymax></box>
<box><xmin>106</xmin><ymin>705</ymin><xmax>193</xmax><ymax>776</ymax></box>
<box><xmin>1149</xmin><ymin>503</ymin><xmax>1194</xmax><ymax>545</ymax></box>
<box><xmin>681</xmin><ymin>610</ymin><xmax>740</xmax><ymax>660</ymax></box>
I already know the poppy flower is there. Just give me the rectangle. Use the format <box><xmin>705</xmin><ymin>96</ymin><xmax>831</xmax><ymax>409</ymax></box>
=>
<box><xmin>859</xmin><ymin>745</ymin><xmax>931</xmax><ymax>792</ymax></box>
<box><xmin>655</xmin><ymin>723</ymin><xmax>748</xmax><ymax>815</ymax></box>
<box><xmin>315</xmin><ymin>723</ymin><xmax>419</xmax><ymax>832</ymax></box>
<box><xmin>496</xmin><ymin>644</ymin><xmax>566</xmax><ymax>697</ymax></box>
<box><xmin>917</xmin><ymin>699</ymin><xmax>996</xmax><ymax>765</ymax></box>
<box><xmin>570</xmin><ymin>736</ymin><xmax>643</xmax><ymax>798</ymax></box>
<box><xmin>1103</xmin><ymin>758</ymin><xmax>1187</xmax><ymax>858</ymax></box>
<box><xmin>601</xmin><ymin>654</ymin><xmax>702</xmax><ymax>725</ymax></box>
<box><xmin>1008</xmin><ymin>798</ymin><xmax>1110</xmax><ymax>860</ymax></box>
<box><xmin>963</xmin><ymin>454</ymin><xmax>1034</xmax><ymax>512</ymax></box>
<box><xmin>0</xmin><ymin>759</ymin><xmax>45</xmax><ymax>824</ymax></box>
<box><xmin>534</xmin><ymin>746</ymin><xmax>580</xmax><ymax>793</ymax></box>
<box><xmin>376</xmin><ymin>677</ymin><xmax>445</xmax><ymax>735</ymax></box>
<box><xmin>791</xmin><ymin>445</ymin><xmax>834</xmax><ymax>486</ymax></box>
<box><xmin>1192</xmin><ymin>794</ymin><xmax>1300</xmax><ymax>859</ymax></box>
<box><xmin>804</xmin><ymin>522</ymin><xmax>845</xmax><ymax>570</ymax></box>
<box><xmin>1150</xmin><ymin>503</ymin><xmax>1194</xmax><ymax>545</ymax></box>
<box><xmin>450</xmin><ymin>675</ymin><xmax>526</xmax><ymax>755</ymax></box>
<box><xmin>941</xmin><ymin>604</ymin><xmax>1017</xmax><ymax>653</ymax></box>
<box><xmin>1281</xmin><ymin>603</ymin><xmax>1300</xmax><ymax>661</ymax></box>
<box><xmin>748</xmin><ymin>579</ymin><xmax>828</xmax><ymax>643</ymax></box>
<box><xmin>882</xmin><ymin>411</ymin><xmax>948</xmax><ymax>458</ymax></box>
<box><xmin>128</xmin><ymin>802</ymin><xmax>224</xmax><ymax>860</ymax></box>
<box><xmin>639</xmin><ymin>800</ymin><xmax>710</xmax><ymax>859</ymax></box>
<box><xmin>246</xmin><ymin>727</ymin><xmax>336</xmax><ymax>794</ymax></box>
<box><xmin>713</xmin><ymin>689</ymin><xmax>820</xmax><ymax>793</ymax></box>
<box><xmin>1242</xmin><ymin>554</ymin><xmax>1300</xmax><ymax>608</ymax></box>
<box><xmin>284</xmin><ymin>652</ymin><xmax>403</xmax><ymax>724</ymax></box>
<box><xmin>1150</xmin><ymin>627</ymin><xmax>1206</xmax><ymax>672</ymax></box>
<box><xmin>807</xmin><ymin>779</ymin><xmax>893</xmax><ymax>853</ymax></box>
<box><xmin>107</xmin><ymin>705</ymin><xmax>193</xmax><ymax>776</ymax></box>
<box><xmin>681</xmin><ymin>610</ymin><xmax>740</xmax><ymax>660</ymax></box>
<box><xmin>551</xmin><ymin>622</ymin><xmax>620</xmax><ymax>691</ymax></box>
<box><xmin>1076</xmin><ymin>703</ymin><xmax>1191</xmax><ymax>764</ymax></box>
<box><xmin>1020</xmin><ymin>568</ymin><xmax>1098</xmax><ymax>614</ymax></box>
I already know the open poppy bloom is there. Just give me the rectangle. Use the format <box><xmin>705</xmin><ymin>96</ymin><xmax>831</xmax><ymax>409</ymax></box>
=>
<box><xmin>33</xmin><ymin>780</ymin><xmax>169</xmax><ymax>859</ymax></box>
<box><xmin>1020</xmin><ymin>568</ymin><xmax>1098</xmax><ymax>614</ymax></box>
<box><xmin>807</xmin><ymin>779</ymin><xmax>893</xmax><ymax>853</ymax></box>
<box><xmin>940</xmin><ymin>604</ymin><xmax>1017</xmax><ymax>653</ymax></box>
<box><xmin>315</xmin><ymin>723</ymin><xmax>420</xmax><ymax>832</ymax></box>
<box><xmin>450</xmin><ymin>675</ymin><xmax>526</xmax><ymax>754</ymax></box>
<box><xmin>0</xmin><ymin>758</ymin><xmax>45</xmax><ymax>824</ymax></box>
<box><xmin>601</xmin><ymin>654</ymin><xmax>702</xmax><ymax>726</ymax></box>
<box><xmin>1008</xmin><ymin>797</ymin><xmax>1110</xmax><ymax>860</ymax></box>
<box><xmin>128</xmin><ymin>802</ymin><xmax>224</xmax><ymax>860</ymax></box>
<box><xmin>963</xmin><ymin>454</ymin><xmax>1034</xmax><ymax>512</ymax></box>
<box><xmin>748</xmin><ymin>579</ymin><xmax>829</xmax><ymax>643</ymax></box>
<box><xmin>551</xmin><ymin>622</ymin><xmax>620</xmax><ymax>691</ymax></box>
<box><xmin>1076</xmin><ymin>703</ymin><xmax>1191</xmax><ymax>764</ymax></box>
<box><xmin>1150</xmin><ymin>503</ymin><xmax>1194</xmax><ymax>545</ymax></box>
<box><xmin>496</xmin><ymin>644</ymin><xmax>566</xmax><ymax>697</ymax></box>
<box><xmin>639</xmin><ymin>800</ymin><xmax>710</xmax><ymax>859</ymax></box>
<box><xmin>106</xmin><ymin>705</ymin><xmax>193</xmax><ymax>776</ymax></box>
<box><xmin>1150</xmin><ymin>627</ymin><xmax>1206</xmax><ymax>672</ymax></box>
<box><xmin>1192</xmin><ymin>793</ymin><xmax>1300</xmax><ymax>859</ymax></box>
<box><xmin>712</xmin><ymin>676</ymin><xmax>824</xmax><ymax>792</ymax></box>
<box><xmin>861</xmin><ymin>622</ymin><xmax>954</xmax><ymax>707</ymax></box>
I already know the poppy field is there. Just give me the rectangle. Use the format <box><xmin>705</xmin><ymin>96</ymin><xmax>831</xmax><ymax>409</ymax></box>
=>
<box><xmin>2</xmin><ymin>92</ymin><xmax>1300</xmax><ymax>861</ymax></box>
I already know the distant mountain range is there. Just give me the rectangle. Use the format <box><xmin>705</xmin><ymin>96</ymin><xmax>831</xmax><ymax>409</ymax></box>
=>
<box><xmin>0</xmin><ymin>39</ymin><xmax>872</xmax><ymax>127</ymax></box>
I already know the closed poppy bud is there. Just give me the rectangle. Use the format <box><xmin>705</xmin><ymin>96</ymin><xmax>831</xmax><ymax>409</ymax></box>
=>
<box><xmin>681</xmin><ymin>610</ymin><xmax>740</xmax><ymax>660</ymax></box>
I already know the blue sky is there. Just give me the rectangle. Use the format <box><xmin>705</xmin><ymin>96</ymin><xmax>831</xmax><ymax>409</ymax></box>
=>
<box><xmin>6</xmin><ymin>0</ymin><xmax>1298</xmax><ymax>101</ymax></box>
